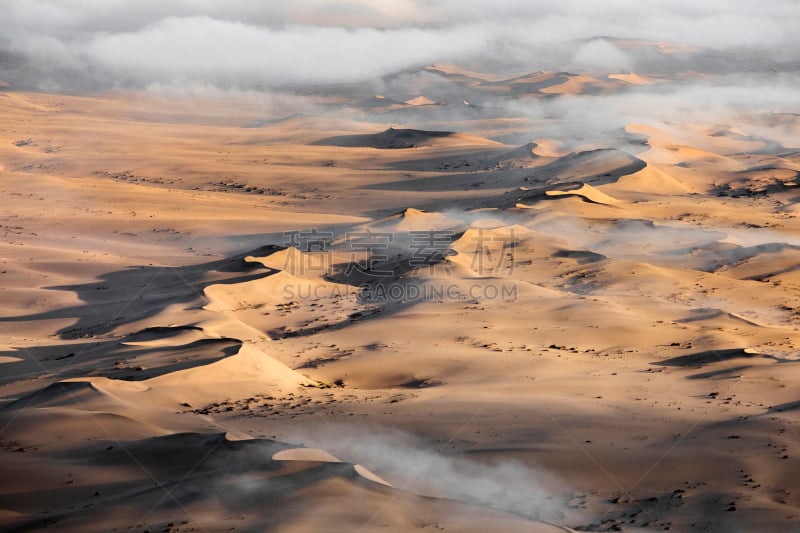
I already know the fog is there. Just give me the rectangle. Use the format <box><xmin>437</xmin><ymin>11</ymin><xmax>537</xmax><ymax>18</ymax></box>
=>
<box><xmin>505</xmin><ymin>73</ymin><xmax>800</xmax><ymax>146</ymax></box>
<box><xmin>283</xmin><ymin>423</ymin><xmax>567</xmax><ymax>521</ymax></box>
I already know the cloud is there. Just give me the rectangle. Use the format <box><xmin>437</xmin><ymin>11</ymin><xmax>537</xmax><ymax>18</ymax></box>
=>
<box><xmin>79</xmin><ymin>17</ymin><xmax>490</xmax><ymax>88</ymax></box>
<box><xmin>571</xmin><ymin>39</ymin><xmax>632</xmax><ymax>72</ymax></box>
<box><xmin>503</xmin><ymin>73</ymin><xmax>800</xmax><ymax>146</ymax></box>
<box><xmin>1</xmin><ymin>0</ymin><xmax>798</xmax><ymax>92</ymax></box>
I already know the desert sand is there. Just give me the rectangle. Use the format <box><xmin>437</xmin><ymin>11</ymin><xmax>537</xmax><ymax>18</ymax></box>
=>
<box><xmin>1</xmin><ymin>38</ymin><xmax>799</xmax><ymax>533</ymax></box>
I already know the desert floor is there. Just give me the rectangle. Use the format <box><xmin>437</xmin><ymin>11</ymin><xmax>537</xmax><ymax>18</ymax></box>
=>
<box><xmin>1</xmin><ymin>57</ymin><xmax>799</xmax><ymax>532</ymax></box>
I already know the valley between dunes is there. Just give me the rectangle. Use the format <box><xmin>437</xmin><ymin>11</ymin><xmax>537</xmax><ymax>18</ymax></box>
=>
<box><xmin>1</xmin><ymin>65</ymin><xmax>799</xmax><ymax>532</ymax></box>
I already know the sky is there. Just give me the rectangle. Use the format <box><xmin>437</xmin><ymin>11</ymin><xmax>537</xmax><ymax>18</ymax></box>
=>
<box><xmin>1</xmin><ymin>0</ymin><xmax>799</xmax><ymax>92</ymax></box>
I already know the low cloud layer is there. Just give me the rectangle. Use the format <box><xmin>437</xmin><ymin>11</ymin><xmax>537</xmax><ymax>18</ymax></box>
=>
<box><xmin>2</xmin><ymin>0</ymin><xmax>799</xmax><ymax>92</ymax></box>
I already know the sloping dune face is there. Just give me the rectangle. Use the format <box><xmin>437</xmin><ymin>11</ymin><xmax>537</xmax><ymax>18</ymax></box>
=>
<box><xmin>1</xmin><ymin>10</ymin><xmax>800</xmax><ymax>533</ymax></box>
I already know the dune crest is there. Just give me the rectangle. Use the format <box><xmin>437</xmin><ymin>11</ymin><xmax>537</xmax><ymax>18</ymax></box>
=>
<box><xmin>405</xmin><ymin>96</ymin><xmax>438</xmax><ymax>106</ymax></box>
<box><xmin>544</xmin><ymin>183</ymin><xmax>620</xmax><ymax>204</ymax></box>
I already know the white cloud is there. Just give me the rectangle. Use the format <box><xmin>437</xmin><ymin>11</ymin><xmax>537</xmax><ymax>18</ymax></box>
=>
<box><xmin>571</xmin><ymin>39</ymin><xmax>632</xmax><ymax>72</ymax></box>
<box><xmin>79</xmin><ymin>17</ymin><xmax>491</xmax><ymax>87</ymax></box>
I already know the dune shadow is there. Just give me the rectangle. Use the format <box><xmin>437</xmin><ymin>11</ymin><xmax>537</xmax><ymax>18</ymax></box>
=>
<box><xmin>686</xmin><ymin>365</ymin><xmax>753</xmax><ymax>380</ymax></box>
<box><xmin>767</xmin><ymin>400</ymin><xmax>800</xmax><ymax>413</ymax></box>
<box><xmin>0</xmin><ymin>245</ymin><xmax>284</xmax><ymax>341</ymax></box>
<box><xmin>366</xmin><ymin>147</ymin><xmax>646</xmax><ymax>193</ymax></box>
<box><xmin>311</xmin><ymin>127</ymin><xmax>456</xmax><ymax>149</ymax></box>
<box><xmin>652</xmin><ymin>348</ymin><xmax>782</xmax><ymax>369</ymax></box>
<box><xmin>0</xmin><ymin>331</ymin><xmax>243</xmax><ymax>390</ymax></box>
<box><xmin>0</xmin><ymin>432</ymin><xmax>355</xmax><ymax>532</ymax></box>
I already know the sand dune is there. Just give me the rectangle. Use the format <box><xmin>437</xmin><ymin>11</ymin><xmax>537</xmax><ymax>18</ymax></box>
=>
<box><xmin>425</xmin><ymin>63</ymin><xmax>506</xmax><ymax>82</ymax></box>
<box><xmin>606</xmin><ymin>164</ymin><xmax>692</xmax><ymax>196</ymax></box>
<box><xmin>494</xmin><ymin>141</ymin><xmax>543</xmax><ymax>166</ymax></box>
<box><xmin>531</xmin><ymin>139</ymin><xmax>570</xmax><ymax>158</ymax></box>
<box><xmin>538</xmin><ymin>73</ymin><xmax>622</xmax><ymax>95</ymax></box>
<box><xmin>370</xmin><ymin>207</ymin><xmax>464</xmax><ymax>232</ymax></box>
<box><xmin>422</xmin><ymin>66</ymin><xmax>631</xmax><ymax>97</ymax></box>
<box><xmin>528</xmin><ymin>148</ymin><xmax>647</xmax><ymax>186</ymax></box>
